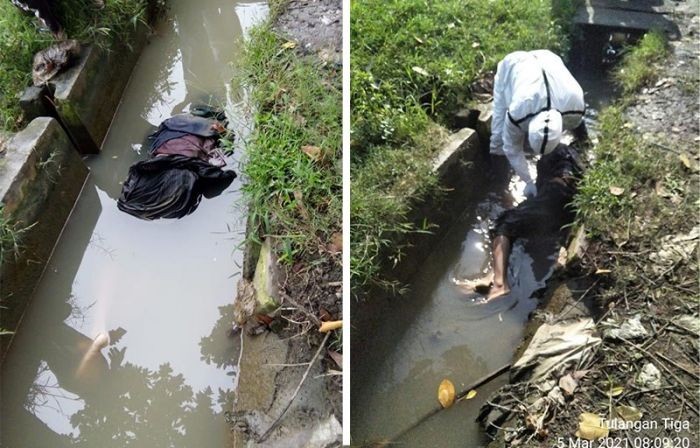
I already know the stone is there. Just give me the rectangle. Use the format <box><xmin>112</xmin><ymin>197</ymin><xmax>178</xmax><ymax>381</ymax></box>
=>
<box><xmin>636</xmin><ymin>362</ymin><xmax>662</xmax><ymax>389</ymax></box>
<box><xmin>253</xmin><ymin>238</ymin><xmax>281</xmax><ymax>315</ymax></box>
<box><xmin>603</xmin><ymin>315</ymin><xmax>649</xmax><ymax>340</ymax></box>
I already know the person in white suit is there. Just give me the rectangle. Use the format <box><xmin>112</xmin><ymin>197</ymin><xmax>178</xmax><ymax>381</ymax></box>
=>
<box><xmin>490</xmin><ymin>50</ymin><xmax>585</xmax><ymax>197</ymax></box>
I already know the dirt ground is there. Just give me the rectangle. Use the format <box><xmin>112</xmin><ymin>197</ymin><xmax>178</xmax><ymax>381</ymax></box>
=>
<box><xmin>275</xmin><ymin>0</ymin><xmax>342</xmax><ymax>64</ymax></box>
<box><xmin>227</xmin><ymin>1</ymin><xmax>342</xmax><ymax>447</ymax></box>
<box><xmin>479</xmin><ymin>3</ymin><xmax>700</xmax><ymax>447</ymax></box>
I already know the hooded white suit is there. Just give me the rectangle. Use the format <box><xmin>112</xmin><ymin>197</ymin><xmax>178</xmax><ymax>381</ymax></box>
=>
<box><xmin>490</xmin><ymin>50</ymin><xmax>585</xmax><ymax>193</ymax></box>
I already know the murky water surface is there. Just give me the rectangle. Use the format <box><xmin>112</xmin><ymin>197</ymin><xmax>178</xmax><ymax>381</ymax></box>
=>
<box><xmin>352</xmin><ymin>52</ymin><xmax>615</xmax><ymax>446</ymax></box>
<box><xmin>351</xmin><ymin>163</ymin><xmax>561</xmax><ymax>447</ymax></box>
<box><xmin>1</xmin><ymin>1</ymin><xmax>267</xmax><ymax>446</ymax></box>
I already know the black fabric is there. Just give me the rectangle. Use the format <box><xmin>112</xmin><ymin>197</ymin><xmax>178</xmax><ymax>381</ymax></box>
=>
<box><xmin>148</xmin><ymin>114</ymin><xmax>222</xmax><ymax>154</ymax></box>
<box><xmin>12</xmin><ymin>0</ymin><xmax>61</xmax><ymax>34</ymax></box>
<box><xmin>492</xmin><ymin>145</ymin><xmax>582</xmax><ymax>240</ymax></box>
<box><xmin>117</xmin><ymin>155</ymin><xmax>236</xmax><ymax>220</ymax></box>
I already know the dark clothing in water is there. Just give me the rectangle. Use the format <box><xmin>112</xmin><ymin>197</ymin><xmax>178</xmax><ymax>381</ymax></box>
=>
<box><xmin>492</xmin><ymin>145</ymin><xmax>582</xmax><ymax>240</ymax></box>
<box><xmin>148</xmin><ymin>114</ymin><xmax>223</xmax><ymax>154</ymax></box>
<box><xmin>118</xmin><ymin>114</ymin><xmax>235</xmax><ymax>220</ymax></box>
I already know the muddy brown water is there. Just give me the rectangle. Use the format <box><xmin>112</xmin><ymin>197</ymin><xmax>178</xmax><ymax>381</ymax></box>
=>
<box><xmin>350</xmin><ymin>160</ymin><xmax>564</xmax><ymax>446</ymax></box>
<box><xmin>0</xmin><ymin>1</ymin><xmax>268</xmax><ymax>446</ymax></box>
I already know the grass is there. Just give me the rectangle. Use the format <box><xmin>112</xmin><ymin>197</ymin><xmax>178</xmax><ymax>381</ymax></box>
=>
<box><xmin>351</xmin><ymin>0</ymin><xmax>576</xmax><ymax>294</ymax></box>
<box><xmin>572</xmin><ymin>32</ymin><xmax>697</xmax><ymax>303</ymax></box>
<box><xmin>0</xmin><ymin>0</ymin><xmax>151</xmax><ymax>131</ymax></box>
<box><xmin>238</xmin><ymin>26</ymin><xmax>341</xmax><ymax>265</ymax></box>
<box><xmin>573</xmin><ymin>106</ymin><xmax>695</xmax><ymax>242</ymax></box>
<box><xmin>613</xmin><ymin>30</ymin><xmax>669</xmax><ymax>95</ymax></box>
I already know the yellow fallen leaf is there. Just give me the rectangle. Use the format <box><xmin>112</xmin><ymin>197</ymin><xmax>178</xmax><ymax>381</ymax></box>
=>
<box><xmin>609</xmin><ymin>186</ymin><xmax>625</xmax><ymax>196</ymax></box>
<box><xmin>281</xmin><ymin>41</ymin><xmax>297</xmax><ymax>49</ymax></box>
<box><xmin>575</xmin><ymin>412</ymin><xmax>609</xmax><ymax>440</ymax></box>
<box><xmin>678</xmin><ymin>153</ymin><xmax>697</xmax><ymax>171</ymax></box>
<box><xmin>319</xmin><ymin>320</ymin><xmax>342</xmax><ymax>333</ymax></box>
<box><xmin>607</xmin><ymin>385</ymin><xmax>624</xmax><ymax>397</ymax></box>
<box><xmin>438</xmin><ymin>379</ymin><xmax>455</xmax><ymax>408</ymax></box>
<box><xmin>301</xmin><ymin>145</ymin><xmax>322</xmax><ymax>161</ymax></box>
<box><xmin>615</xmin><ymin>405</ymin><xmax>643</xmax><ymax>421</ymax></box>
<box><xmin>465</xmin><ymin>389</ymin><xmax>477</xmax><ymax>400</ymax></box>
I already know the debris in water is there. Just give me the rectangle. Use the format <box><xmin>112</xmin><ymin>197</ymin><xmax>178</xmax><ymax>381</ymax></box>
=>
<box><xmin>438</xmin><ymin>379</ymin><xmax>456</xmax><ymax>408</ymax></box>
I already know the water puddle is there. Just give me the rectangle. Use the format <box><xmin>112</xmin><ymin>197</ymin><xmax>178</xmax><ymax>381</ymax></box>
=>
<box><xmin>1</xmin><ymin>1</ymin><xmax>268</xmax><ymax>446</ymax></box>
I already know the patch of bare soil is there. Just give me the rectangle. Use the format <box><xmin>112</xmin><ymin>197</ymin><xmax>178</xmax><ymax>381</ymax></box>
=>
<box><xmin>275</xmin><ymin>0</ymin><xmax>342</xmax><ymax>64</ymax></box>
<box><xmin>480</xmin><ymin>3</ymin><xmax>700</xmax><ymax>447</ymax></box>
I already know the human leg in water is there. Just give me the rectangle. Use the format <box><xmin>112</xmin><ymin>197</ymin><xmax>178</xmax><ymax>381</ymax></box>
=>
<box><xmin>75</xmin><ymin>332</ymin><xmax>109</xmax><ymax>380</ymax></box>
<box><xmin>455</xmin><ymin>235</ymin><xmax>512</xmax><ymax>301</ymax></box>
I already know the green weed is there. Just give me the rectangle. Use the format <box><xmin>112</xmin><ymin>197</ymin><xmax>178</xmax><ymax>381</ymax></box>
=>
<box><xmin>239</xmin><ymin>26</ymin><xmax>341</xmax><ymax>264</ymax></box>
<box><xmin>0</xmin><ymin>0</ymin><xmax>149</xmax><ymax>131</ymax></box>
<box><xmin>351</xmin><ymin>0</ymin><xmax>572</xmax><ymax>295</ymax></box>
<box><xmin>613</xmin><ymin>30</ymin><xmax>669</xmax><ymax>95</ymax></box>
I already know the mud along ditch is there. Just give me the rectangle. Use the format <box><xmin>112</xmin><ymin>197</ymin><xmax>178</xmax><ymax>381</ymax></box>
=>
<box><xmin>1</xmin><ymin>0</ymin><xmax>270</xmax><ymax>446</ymax></box>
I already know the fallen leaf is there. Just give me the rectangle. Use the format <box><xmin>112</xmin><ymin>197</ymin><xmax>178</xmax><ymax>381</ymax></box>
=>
<box><xmin>281</xmin><ymin>41</ymin><xmax>296</xmax><ymax>49</ymax></box>
<box><xmin>575</xmin><ymin>412</ymin><xmax>609</xmax><ymax>440</ymax></box>
<box><xmin>319</xmin><ymin>320</ymin><xmax>342</xmax><ymax>333</ymax></box>
<box><xmin>465</xmin><ymin>389</ymin><xmax>477</xmax><ymax>400</ymax></box>
<box><xmin>679</xmin><ymin>153</ymin><xmax>697</xmax><ymax>171</ymax></box>
<box><xmin>438</xmin><ymin>379</ymin><xmax>455</xmax><ymax>408</ymax></box>
<box><xmin>293</xmin><ymin>191</ymin><xmax>310</xmax><ymax>220</ymax></box>
<box><xmin>328</xmin><ymin>232</ymin><xmax>342</xmax><ymax>254</ymax></box>
<box><xmin>615</xmin><ymin>405</ymin><xmax>643</xmax><ymax>421</ymax></box>
<box><xmin>255</xmin><ymin>314</ymin><xmax>273</xmax><ymax>326</ymax></box>
<box><xmin>301</xmin><ymin>145</ymin><xmax>323</xmax><ymax>161</ymax></box>
<box><xmin>412</xmin><ymin>66</ymin><xmax>429</xmax><ymax>76</ymax></box>
<box><xmin>319</xmin><ymin>307</ymin><xmax>332</xmax><ymax>322</ymax></box>
<box><xmin>559</xmin><ymin>373</ymin><xmax>578</xmax><ymax>396</ymax></box>
<box><xmin>573</xmin><ymin>370</ymin><xmax>590</xmax><ymax>380</ymax></box>
<box><xmin>609</xmin><ymin>186</ymin><xmax>625</xmax><ymax>196</ymax></box>
<box><xmin>606</xmin><ymin>385</ymin><xmax>624</xmax><ymax>397</ymax></box>
<box><xmin>328</xmin><ymin>350</ymin><xmax>343</xmax><ymax>370</ymax></box>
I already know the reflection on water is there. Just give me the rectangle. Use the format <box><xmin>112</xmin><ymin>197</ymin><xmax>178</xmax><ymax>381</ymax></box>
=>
<box><xmin>351</xmin><ymin>162</ymin><xmax>560</xmax><ymax>447</ymax></box>
<box><xmin>0</xmin><ymin>1</ymin><xmax>268</xmax><ymax>446</ymax></box>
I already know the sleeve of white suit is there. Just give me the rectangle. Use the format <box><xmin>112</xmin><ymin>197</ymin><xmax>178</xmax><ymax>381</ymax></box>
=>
<box><xmin>503</xmin><ymin>118</ymin><xmax>533</xmax><ymax>186</ymax></box>
<box><xmin>489</xmin><ymin>61</ymin><xmax>507</xmax><ymax>155</ymax></box>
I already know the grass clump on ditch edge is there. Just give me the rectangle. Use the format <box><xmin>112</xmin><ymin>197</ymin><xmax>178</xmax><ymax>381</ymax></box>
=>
<box><xmin>351</xmin><ymin>0</ymin><xmax>576</xmax><ymax>295</ymax></box>
<box><xmin>239</xmin><ymin>26</ymin><xmax>341</xmax><ymax>265</ymax></box>
<box><xmin>0</xmin><ymin>0</ymin><xmax>151</xmax><ymax>131</ymax></box>
<box><xmin>613</xmin><ymin>31</ymin><xmax>669</xmax><ymax>95</ymax></box>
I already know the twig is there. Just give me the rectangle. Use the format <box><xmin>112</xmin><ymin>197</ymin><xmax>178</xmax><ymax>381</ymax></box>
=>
<box><xmin>279</xmin><ymin>291</ymin><xmax>321</xmax><ymax>326</ymax></box>
<box><xmin>257</xmin><ymin>332</ymin><xmax>330</xmax><ymax>443</ymax></box>
<box><xmin>654</xmin><ymin>351</ymin><xmax>700</xmax><ymax>380</ymax></box>
<box><xmin>389</xmin><ymin>363</ymin><xmax>511</xmax><ymax>442</ymax></box>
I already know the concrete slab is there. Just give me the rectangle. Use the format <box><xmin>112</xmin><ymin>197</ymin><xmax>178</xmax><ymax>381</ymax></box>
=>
<box><xmin>575</xmin><ymin>4</ymin><xmax>681</xmax><ymax>38</ymax></box>
<box><xmin>0</xmin><ymin>117</ymin><xmax>89</xmax><ymax>359</ymax></box>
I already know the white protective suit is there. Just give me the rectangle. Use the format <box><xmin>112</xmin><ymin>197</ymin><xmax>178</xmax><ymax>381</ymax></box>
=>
<box><xmin>490</xmin><ymin>50</ymin><xmax>585</xmax><ymax>193</ymax></box>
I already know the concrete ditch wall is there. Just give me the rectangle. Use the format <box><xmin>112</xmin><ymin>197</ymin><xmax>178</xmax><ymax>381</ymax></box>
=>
<box><xmin>350</xmin><ymin>104</ymin><xmax>504</xmax><ymax>363</ymax></box>
<box><xmin>21</xmin><ymin>25</ymin><xmax>150</xmax><ymax>154</ymax></box>
<box><xmin>0</xmin><ymin>118</ymin><xmax>89</xmax><ymax>359</ymax></box>
<box><xmin>1</xmin><ymin>23</ymin><xmax>151</xmax><ymax>361</ymax></box>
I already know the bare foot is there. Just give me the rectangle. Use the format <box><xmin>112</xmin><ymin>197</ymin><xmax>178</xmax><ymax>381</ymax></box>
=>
<box><xmin>485</xmin><ymin>283</ymin><xmax>510</xmax><ymax>301</ymax></box>
<box><xmin>453</xmin><ymin>273</ymin><xmax>493</xmax><ymax>294</ymax></box>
